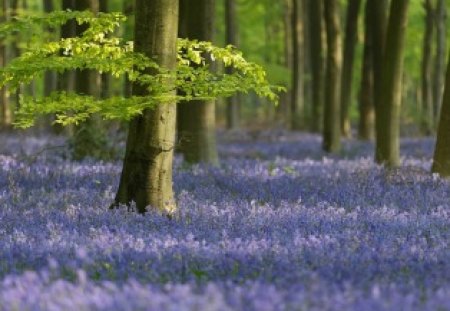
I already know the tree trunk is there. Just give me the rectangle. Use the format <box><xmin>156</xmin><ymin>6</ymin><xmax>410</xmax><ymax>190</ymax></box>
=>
<box><xmin>433</xmin><ymin>0</ymin><xmax>446</xmax><ymax>125</ymax></box>
<box><xmin>308</xmin><ymin>0</ymin><xmax>324</xmax><ymax>132</ymax></box>
<box><xmin>432</xmin><ymin>52</ymin><xmax>450</xmax><ymax>176</ymax></box>
<box><xmin>340</xmin><ymin>0</ymin><xmax>361</xmax><ymax>137</ymax></box>
<box><xmin>99</xmin><ymin>0</ymin><xmax>110</xmax><ymax>99</ymax></box>
<box><xmin>276</xmin><ymin>0</ymin><xmax>293</xmax><ymax>128</ymax></box>
<box><xmin>113</xmin><ymin>0</ymin><xmax>178</xmax><ymax>214</ymax></box>
<box><xmin>0</xmin><ymin>0</ymin><xmax>11</xmax><ymax>129</ymax></box>
<box><xmin>71</xmin><ymin>0</ymin><xmax>104</xmax><ymax>161</ymax></box>
<box><xmin>370</xmin><ymin>0</ymin><xmax>388</xmax><ymax>151</ymax></box>
<box><xmin>375</xmin><ymin>0</ymin><xmax>410</xmax><ymax>167</ymax></box>
<box><xmin>358</xmin><ymin>0</ymin><xmax>375</xmax><ymax>140</ymax></box>
<box><xmin>43</xmin><ymin>0</ymin><xmax>57</xmax><ymax>97</ymax></box>
<box><xmin>177</xmin><ymin>0</ymin><xmax>219</xmax><ymax>165</ymax></box>
<box><xmin>225</xmin><ymin>0</ymin><xmax>240</xmax><ymax>130</ymax></box>
<box><xmin>323</xmin><ymin>0</ymin><xmax>342</xmax><ymax>153</ymax></box>
<box><xmin>291</xmin><ymin>0</ymin><xmax>304</xmax><ymax>130</ymax></box>
<box><xmin>421</xmin><ymin>0</ymin><xmax>434</xmax><ymax>135</ymax></box>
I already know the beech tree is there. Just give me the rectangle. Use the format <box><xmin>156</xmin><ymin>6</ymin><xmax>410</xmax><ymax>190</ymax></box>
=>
<box><xmin>0</xmin><ymin>0</ymin><xmax>11</xmax><ymax>129</ymax></box>
<box><xmin>291</xmin><ymin>0</ymin><xmax>305</xmax><ymax>130</ymax></box>
<box><xmin>308</xmin><ymin>0</ymin><xmax>324</xmax><ymax>133</ymax></box>
<box><xmin>340</xmin><ymin>0</ymin><xmax>361</xmax><ymax>138</ymax></box>
<box><xmin>113</xmin><ymin>0</ymin><xmax>180</xmax><ymax>214</ymax></box>
<box><xmin>375</xmin><ymin>0</ymin><xmax>410</xmax><ymax>166</ymax></box>
<box><xmin>323</xmin><ymin>0</ymin><xmax>342</xmax><ymax>153</ymax></box>
<box><xmin>225</xmin><ymin>0</ymin><xmax>240</xmax><ymax>130</ymax></box>
<box><xmin>432</xmin><ymin>51</ymin><xmax>450</xmax><ymax>177</ymax></box>
<box><xmin>177</xmin><ymin>0</ymin><xmax>219</xmax><ymax>165</ymax></box>
<box><xmin>358</xmin><ymin>0</ymin><xmax>375</xmax><ymax>140</ymax></box>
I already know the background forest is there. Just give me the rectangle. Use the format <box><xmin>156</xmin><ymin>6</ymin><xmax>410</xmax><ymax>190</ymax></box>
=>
<box><xmin>1</xmin><ymin>0</ymin><xmax>450</xmax><ymax>310</ymax></box>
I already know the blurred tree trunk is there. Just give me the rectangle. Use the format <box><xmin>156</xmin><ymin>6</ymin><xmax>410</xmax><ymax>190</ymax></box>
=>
<box><xmin>323</xmin><ymin>0</ymin><xmax>342</xmax><ymax>153</ymax></box>
<box><xmin>43</xmin><ymin>0</ymin><xmax>57</xmax><ymax>97</ymax></box>
<box><xmin>291</xmin><ymin>0</ymin><xmax>305</xmax><ymax>130</ymax></box>
<box><xmin>99</xmin><ymin>0</ymin><xmax>110</xmax><ymax>99</ymax></box>
<box><xmin>433</xmin><ymin>0</ymin><xmax>446</xmax><ymax>125</ymax></box>
<box><xmin>432</xmin><ymin>52</ymin><xmax>450</xmax><ymax>177</ymax></box>
<box><xmin>225</xmin><ymin>0</ymin><xmax>240</xmax><ymax>130</ymax></box>
<box><xmin>57</xmin><ymin>0</ymin><xmax>76</xmax><ymax>94</ymax></box>
<box><xmin>367</xmin><ymin>0</ymin><xmax>389</xmax><ymax>127</ymax></box>
<box><xmin>122</xmin><ymin>0</ymin><xmax>134</xmax><ymax>98</ymax></box>
<box><xmin>177</xmin><ymin>0</ymin><xmax>219</xmax><ymax>165</ymax></box>
<box><xmin>276</xmin><ymin>0</ymin><xmax>293</xmax><ymax>128</ymax></box>
<box><xmin>421</xmin><ymin>0</ymin><xmax>434</xmax><ymax>135</ymax></box>
<box><xmin>340</xmin><ymin>0</ymin><xmax>361</xmax><ymax>137</ymax></box>
<box><xmin>113</xmin><ymin>0</ymin><xmax>178</xmax><ymax>214</ymax></box>
<box><xmin>72</xmin><ymin>0</ymin><xmax>105</xmax><ymax>160</ymax></box>
<box><xmin>375</xmin><ymin>0</ymin><xmax>410</xmax><ymax>167</ymax></box>
<box><xmin>0</xmin><ymin>0</ymin><xmax>11</xmax><ymax>129</ymax></box>
<box><xmin>358</xmin><ymin>0</ymin><xmax>375</xmax><ymax>140</ymax></box>
<box><xmin>308</xmin><ymin>0</ymin><xmax>324</xmax><ymax>132</ymax></box>
<box><xmin>302</xmin><ymin>0</ymin><xmax>312</xmax><ymax>126</ymax></box>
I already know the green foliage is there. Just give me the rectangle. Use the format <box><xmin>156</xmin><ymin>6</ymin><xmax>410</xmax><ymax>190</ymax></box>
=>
<box><xmin>0</xmin><ymin>10</ymin><xmax>282</xmax><ymax>128</ymax></box>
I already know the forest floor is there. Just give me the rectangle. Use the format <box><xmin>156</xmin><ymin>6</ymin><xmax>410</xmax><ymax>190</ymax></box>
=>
<box><xmin>0</xmin><ymin>131</ymin><xmax>449</xmax><ymax>310</ymax></box>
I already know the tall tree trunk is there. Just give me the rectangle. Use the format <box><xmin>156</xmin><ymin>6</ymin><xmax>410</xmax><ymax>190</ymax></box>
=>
<box><xmin>308</xmin><ymin>0</ymin><xmax>324</xmax><ymax>132</ymax></box>
<box><xmin>358</xmin><ymin>0</ymin><xmax>375</xmax><ymax>140</ymax></box>
<box><xmin>57</xmin><ymin>0</ymin><xmax>76</xmax><ymax>94</ymax></box>
<box><xmin>302</xmin><ymin>0</ymin><xmax>312</xmax><ymax>126</ymax></box>
<box><xmin>323</xmin><ymin>0</ymin><xmax>342</xmax><ymax>153</ymax></box>
<box><xmin>370</xmin><ymin>0</ymin><xmax>388</xmax><ymax>144</ymax></box>
<box><xmin>375</xmin><ymin>0</ymin><xmax>410</xmax><ymax>167</ymax></box>
<box><xmin>113</xmin><ymin>0</ymin><xmax>179</xmax><ymax>214</ymax></box>
<box><xmin>433</xmin><ymin>0</ymin><xmax>446</xmax><ymax>125</ymax></box>
<box><xmin>43</xmin><ymin>0</ymin><xmax>57</xmax><ymax>97</ymax></box>
<box><xmin>432</xmin><ymin>52</ymin><xmax>450</xmax><ymax>177</ymax></box>
<box><xmin>99</xmin><ymin>0</ymin><xmax>110</xmax><ymax>99</ymax></box>
<box><xmin>225</xmin><ymin>0</ymin><xmax>240</xmax><ymax>130</ymax></box>
<box><xmin>340</xmin><ymin>0</ymin><xmax>361</xmax><ymax>137</ymax></box>
<box><xmin>177</xmin><ymin>0</ymin><xmax>219</xmax><ymax>165</ymax></box>
<box><xmin>276</xmin><ymin>0</ymin><xmax>293</xmax><ymax>128</ymax></box>
<box><xmin>421</xmin><ymin>0</ymin><xmax>434</xmax><ymax>135</ymax></box>
<box><xmin>291</xmin><ymin>0</ymin><xmax>305</xmax><ymax>130</ymax></box>
<box><xmin>0</xmin><ymin>0</ymin><xmax>11</xmax><ymax>129</ymax></box>
<box><xmin>72</xmin><ymin>0</ymin><xmax>105</xmax><ymax>160</ymax></box>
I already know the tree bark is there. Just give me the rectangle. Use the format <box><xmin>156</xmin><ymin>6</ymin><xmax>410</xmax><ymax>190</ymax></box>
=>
<box><xmin>358</xmin><ymin>0</ymin><xmax>375</xmax><ymax>140</ymax></box>
<box><xmin>308</xmin><ymin>0</ymin><xmax>324</xmax><ymax>132</ymax></box>
<box><xmin>375</xmin><ymin>0</ymin><xmax>410</xmax><ymax>167</ymax></box>
<box><xmin>113</xmin><ymin>0</ymin><xmax>178</xmax><ymax>214</ymax></box>
<box><xmin>0</xmin><ymin>0</ymin><xmax>11</xmax><ymax>129</ymax></box>
<box><xmin>323</xmin><ymin>0</ymin><xmax>342</xmax><ymax>153</ymax></box>
<box><xmin>421</xmin><ymin>0</ymin><xmax>434</xmax><ymax>135</ymax></box>
<box><xmin>340</xmin><ymin>0</ymin><xmax>361</xmax><ymax>137</ymax></box>
<box><xmin>71</xmin><ymin>0</ymin><xmax>104</xmax><ymax>161</ymax></box>
<box><xmin>291</xmin><ymin>0</ymin><xmax>305</xmax><ymax>130</ymax></box>
<box><xmin>177</xmin><ymin>0</ymin><xmax>219</xmax><ymax>165</ymax></box>
<box><xmin>433</xmin><ymin>0</ymin><xmax>446</xmax><ymax>125</ymax></box>
<box><xmin>432</xmin><ymin>51</ymin><xmax>450</xmax><ymax>177</ymax></box>
<box><xmin>225</xmin><ymin>0</ymin><xmax>240</xmax><ymax>130</ymax></box>
<box><xmin>43</xmin><ymin>0</ymin><xmax>57</xmax><ymax>97</ymax></box>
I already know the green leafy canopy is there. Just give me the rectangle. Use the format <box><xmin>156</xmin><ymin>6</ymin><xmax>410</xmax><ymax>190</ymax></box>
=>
<box><xmin>0</xmin><ymin>10</ymin><xmax>283</xmax><ymax>128</ymax></box>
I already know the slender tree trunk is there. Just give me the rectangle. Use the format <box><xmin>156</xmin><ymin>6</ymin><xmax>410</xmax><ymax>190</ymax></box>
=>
<box><xmin>340</xmin><ymin>0</ymin><xmax>361</xmax><ymax>137</ymax></box>
<box><xmin>433</xmin><ymin>0</ymin><xmax>446</xmax><ymax>125</ymax></box>
<box><xmin>99</xmin><ymin>0</ymin><xmax>110</xmax><ymax>99</ymax></box>
<box><xmin>375</xmin><ymin>0</ymin><xmax>410</xmax><ymax>167</ymax></box>
<box><xmin>358</xmin><ymin>0</ymin><xmax>375</xmax><ymax>140</ymax></box>
<box><xmin>225</xmin><ymin>0</ymin><xmax>240</xmax><ymax>130</ymax></box>
<box><xmin>291</xmin><ymin>0</ymin><xmax>305</xmax><ymax>130</ymax></box>
<box><xmin>43</xmin><ymin>0</ymin><xmax>57</xmax><ymax>97</ymax></box>
<box><xmin>0</xmin><ymin>0</ymin><xmax>11</xmax><ymax>129</ymax></box>
<box><xmin>432</xmin><ymin>51</ymin><xmax>450</xmax><ymax>176</ymax></box>
<box><xmin>277</xmin><ymin>0</ymin><xmax>293</xmax><ymax>128</ymax></box>
<box><xmin>421</xmin><ymin>0</ymin><xmax>434</xmax><ymax>135</ymax></box>
<box><xmin>302</xmin><ymin>0</ymin><xmax>312</xmax><ymax>126</ymax></box>
<box><xmin>370</xmin><ymin>0</ymin><xmax>388</xmax><ymax>115</ymax></box>
<box><xmin>308</xmin><ymin>0</ymin><xmax>324</xmax><ymax>132</ymax></box>
<box><xmin>72</xmin><ymin>0</ymin><xmax>105</xmax><ymax>161</ymax></box>
<box><xmin>323</xmin><ymin>0</ymin><xmax>342</xmax><ymax>153</ymax></box>
<box><xmin>177</xmin><ymin>0</ymin><xmax>219</xmax><ymax>165</ymax></box>
<box><xmin>113</xmin><ymin>0</ymin><xmax>179</xmax><ymax>214</ymax></box>
<box><xmin>57</xmin><ymin>0</ymin><xmax>76</xmax><ymax>94</ymax></box>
